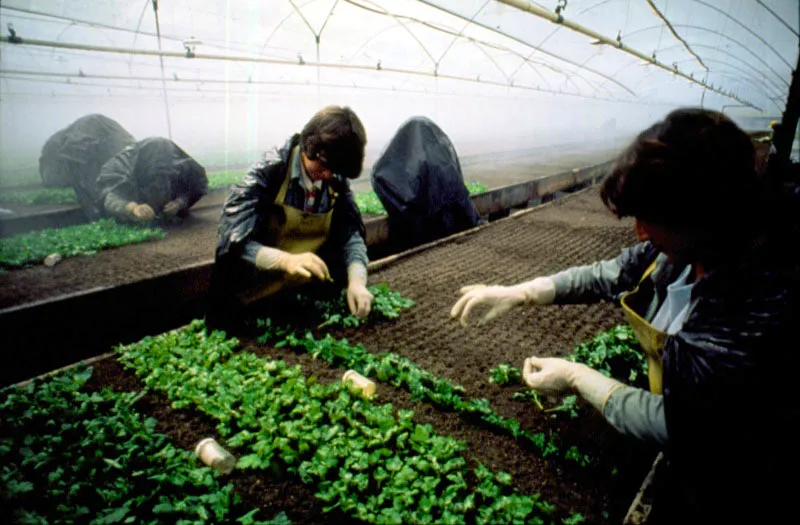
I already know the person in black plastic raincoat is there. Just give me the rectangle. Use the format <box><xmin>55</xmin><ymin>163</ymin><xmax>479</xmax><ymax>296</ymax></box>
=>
<box><xmin>209</xmin><ymin>106</ymin><xmax>372</xmax><ymax>325</ymax></box>
<box><xmin>38</xmin><ymin>114</ymin><xmax>135</xmax><ymax>217</ymax></box>
<box><xmin>450</xmin><ymin>108</ymin><xmax>798</xmax><ymax>522</ymax></box>
<box><xmin>371</xmin><ymin>116</ymin><xmax>480</xmax><ymax>250</ymax></box>
<box><xmin>97</xmin><ymin>137</ymin><xmax>208</xmax><ymax>223</ymax></box>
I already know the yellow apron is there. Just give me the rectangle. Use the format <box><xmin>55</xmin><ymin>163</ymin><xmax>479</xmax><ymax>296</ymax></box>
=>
<box><xmin>236</xmin><ymin>149</ymin><xmax>336</xmax><ymax>304</ymax></box>
<box><xmin>620</xmin><ymin>261</ymin><xmax>667</xmax><ymax>394</ymax></box>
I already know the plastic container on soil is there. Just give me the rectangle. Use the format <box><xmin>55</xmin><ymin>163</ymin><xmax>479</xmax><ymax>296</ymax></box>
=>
<box><xmin>342</xmin><ymin>370</ymin><xmax>376</xmax><ymax>397</ymax></box>
<box><xmin>195</xmin><ymin>438</ymin><xmax>236</xmax><ymax>475</ymax></box>
<box><xmin>43</xmin><ymin>253</ymin><xmax>63</xmax><ymax>266</ymax></box>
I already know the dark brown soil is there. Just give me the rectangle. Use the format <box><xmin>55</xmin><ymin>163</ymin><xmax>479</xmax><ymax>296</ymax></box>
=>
<box><xmin>83</xmin><ymin>187</ymin><xmax>657</xmax><ymax>524</ymax></box>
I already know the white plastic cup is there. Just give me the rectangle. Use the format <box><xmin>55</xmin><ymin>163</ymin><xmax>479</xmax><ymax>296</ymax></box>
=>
<box><xmin>44</xmin><ymin>253</ymin><xmax>63</xmax><ymax>267</ymax></box>
<box><xmin>342</xmin><ymin>370</ymin><xmax>376</xmax><ymax>397</ymax></box>
<box><xmin>195</xmin><ymin>438</ymin><xmax>236</xmax><ymax>475</ymax></box>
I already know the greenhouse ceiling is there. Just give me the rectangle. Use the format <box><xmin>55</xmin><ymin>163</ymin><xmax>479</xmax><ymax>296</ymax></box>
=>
<box><xmin>1</xmin><ymin>0</ymin><xmax>797</xmax><ymax>109</ymax></box>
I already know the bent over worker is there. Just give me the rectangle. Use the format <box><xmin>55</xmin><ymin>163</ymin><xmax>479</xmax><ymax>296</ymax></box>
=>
<box><xmin>210</xmin><ymin>106</ymin><xmax>373</xmax><ymax>326</ymax></box>
<box><xmin>450</xmin><ymin>108</ymin><xmax>798</xmax><ymax>523</ymax></box>
<box><xmin>98</xmin><ymin>137</ymin><xmax>208</xmax><ymax>222</ymax></box>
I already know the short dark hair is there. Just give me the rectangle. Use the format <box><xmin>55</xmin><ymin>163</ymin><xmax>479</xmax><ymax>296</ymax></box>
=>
<box><xmin>600</xmin><ymin>108</ymin><xmax>759</xmax><ymax>231</ymax></box>
<box><xmin>300</xmin><ymin>106</ymin><xmax>367</xmax><ymax>179</ymax></box>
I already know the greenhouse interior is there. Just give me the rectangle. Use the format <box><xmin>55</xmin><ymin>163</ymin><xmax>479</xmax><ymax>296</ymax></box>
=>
<box><xmin>1</xmin><ymin>0</ymin><xmax>798</xmax><ymax>523</ymax></box>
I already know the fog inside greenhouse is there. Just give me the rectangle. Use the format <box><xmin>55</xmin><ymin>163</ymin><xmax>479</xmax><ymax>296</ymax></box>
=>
<box><xmin>1</xmin><ymin>0</ymin><xmax>797</xmax><ymax>180</ymax></box>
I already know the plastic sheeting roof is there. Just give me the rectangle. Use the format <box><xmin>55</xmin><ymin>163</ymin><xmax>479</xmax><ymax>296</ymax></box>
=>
<box><xmin>1</xmin><ymin>1</ymin><xmax>798</xmax><ymax>170</ymax></box>
<box><xmin>2</xmin><ymin>1</ymin><xmax>796</xmax><ymax>106</ymax></box>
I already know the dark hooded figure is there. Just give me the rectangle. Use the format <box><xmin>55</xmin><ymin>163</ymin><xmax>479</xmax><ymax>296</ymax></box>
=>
<box><xmin>96</xmin><ymin>137</ymin><xmax>208</xmax><ymax>222</ymax></box>
<box><xmin>38</xmin><ymin>114</ymin><xmax>135</xmax><ymax>217</ymax></box>
<box><xmin>371</xmin><ymin>116</ymin><xmax>480</xmax><ymax>249</ymax></box>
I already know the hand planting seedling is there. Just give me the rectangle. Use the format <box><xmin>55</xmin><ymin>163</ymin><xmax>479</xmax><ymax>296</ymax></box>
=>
<box><xmin>299</xmin><ymin>283</ymin><xmax>415</xmax><ymax>330</ymax></box>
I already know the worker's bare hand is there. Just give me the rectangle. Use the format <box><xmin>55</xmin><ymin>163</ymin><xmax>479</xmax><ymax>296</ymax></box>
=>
<box><xmin>450</xmin><ymin>284</ymin><xmax>526</xmax><ymax>327</ymax></box>
<box><xmin>127</xmin><ymin>202</ymin><xmax>156</xmax><ymax>221</ymax></box>
<box><xmin>162</xmin><ymin>199</ymin><xmax>182</xmax><ymax>218</ymax></box>
<box><xmin>347</xmin><ymin>282</ymin><xmax>373</xmax><ymax>319</ymax></box>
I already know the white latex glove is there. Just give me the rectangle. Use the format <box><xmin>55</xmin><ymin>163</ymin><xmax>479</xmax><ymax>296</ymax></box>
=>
<box><xmin>125</xmin><ymin>201</ymin><xmax>156</xmax><ymax>221</ymax></box>
<box><xmin>255</xmin><ymin>247</ymin><xmax>330</xmax><ymax>282</ymax></box>
<box><xmin>523</xmin><ymin>357</ymin><xmax>625</xmax><ymax>413</ymax></box>
<box><xmin>346</xmin><ymin>263</ymin><xmax>373</xmax><ymax>319</ymax></box>
<box><xmin>450</xmin><ymin>277</ymin><xmax>556</xmax><ymax>327</ymax></box>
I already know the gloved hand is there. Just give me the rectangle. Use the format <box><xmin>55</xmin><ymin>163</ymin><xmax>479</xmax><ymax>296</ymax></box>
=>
<box><xmin>125</xmin><ymin>201</ymin><xmax>156</xmax><ymax>221</ymax></box>
<box><xmin>346</xmin><ymin>263</ymin><xmax>373</xmax><ymax>319</ymax></box>
<box><xmin>162</xmin><ymin>197</ymin><xmax>185</xmax><ymax>218</ymax></box>
<box><xmin>450</xmin><ymin>277</ymin><xmax>556</xmax><ymax>327</ymax></box>
<box><xmin>255</xmin><ymin>247</ymin><xmax>331</xmax><ymax>282</ymax></box>
<box><xmin>523</xmin><ymin>356</ymin><xmax>625</xmax><ymax>412</ymax></box>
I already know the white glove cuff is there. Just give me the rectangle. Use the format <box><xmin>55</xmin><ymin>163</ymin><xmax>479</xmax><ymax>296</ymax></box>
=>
<box><xmin>347</xmin><ymin>262</ymin><xmax>368</xmax><ymax>287</ymax></box>
<box><xmin>255</xmin><ymin>246</ymin><xmax>289</xmax><ymax>271</ymax></box>
<box><xmin>511</xmin><ymin>276</ymin><xmax>556</xmax><ymax>306</ymax></box>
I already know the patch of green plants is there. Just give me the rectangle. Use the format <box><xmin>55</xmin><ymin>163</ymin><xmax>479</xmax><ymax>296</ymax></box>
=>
<box><xmin>0</xmin><ymin>187</ymin><xmax>77</xmax><ymax>206</ymax></box>
<box><xmin>465</xmin><ymin>181</ymin><xmax>488</xmax><ymax>194</ymax></box>
<box><xmin>0</xmin><ymin>365</ymin><xmax>282</xmax><ymax>524</ymax></box>
<box><xmin>257</xmin><ymin>322</ymin><xmax>593</xmax><ymax>467</ymax></box>
<box><xmin>567</xmin><ymin>325</ymin><xmax>647</xmax><ymax>385</ymax></box>
<box><xmin>0</xmin><ymin>219</ymin><xmax>165</xmax><ymax>268</ymax></box>
<box><xmin>354</xmin><ymin>182</ymin><xmax>488</xmax><ymax>216</ymax></box>
<box><xmin>0</xmin><ymin>168</ymin><xmax>243</xmax><ymax>208</ymax></box>
<box><xmin>300</xmin><ymin>283</ymin><xmax>415</xmax><ymax>329</ymax></box>
<box><xmin>207</xmin><ymin>170</ymin><xmax>246</xmax><ymax>190</ymax></box>
<box><xmin>353</xmin><ymin>192</ymin><xmax>386</xmax><ymax>216</ymax></box>
<box><xmin>117</xmin><ymin>320</ymin><xmax>560</xmax><ymax>524</ymax></box>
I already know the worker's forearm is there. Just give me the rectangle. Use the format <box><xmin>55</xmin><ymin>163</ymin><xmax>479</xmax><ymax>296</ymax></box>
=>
<box><xmin>604</xmin><ymin>386</ymin><xmax>668</xmax><ymax>446</ymax></box>
<box><xmin>343</xmin><ymin>229</ymin><xmax>368</xmax><ymax>268</ymax></box>
<box><xmin>103</xmin><ymin>192</ymin><xmax>131</xmax><ymax>220</ymax></box>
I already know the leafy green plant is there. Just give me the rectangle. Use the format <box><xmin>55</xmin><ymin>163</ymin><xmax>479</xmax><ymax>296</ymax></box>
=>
<box><xmin>563</xmin><ymin>512</ymin><xmax>586</xmax><ymax>524</ymax></box>
<box><xmin>488</xmin><ymin>364</ymin><xmax>522</xmax><ymax>386</ymax></box>
<box><xmin>568</xmin><ymin>325</ymin><xmax>647</xmax><ymax>385</ymax></box>
<box><xmin>544</xmin><ymin>395</ymin><xmax>580</xmax><ymax>419</ymax></box>
<box><xmin>0</xmin><ymin>365</ymin><xmax>276</xmax><ymax>524</ymax></box>
<box><xmin>207</xmin><ymin>169</ymin><xmax>247</xmax><ymax>189</ymax></box>
<box><xmin>512</xmin><ymin>390</ymin><xmax>543</xmax><ymax>410</ymax></box>
<box><xmin>0</xmin><ymin>219</ymin><xmax>165</xmax><ymax>268</ymax></box>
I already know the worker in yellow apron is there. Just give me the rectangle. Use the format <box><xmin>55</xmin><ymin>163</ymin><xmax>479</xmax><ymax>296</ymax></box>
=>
<box><xmin>451</xmin><ymin>108</ymin><xmax>794</xmax><ymax>521</ymax></box>
<box><xmin>210</xmin><ymin>106</ymin><xmax>373</xmax><ymax>327</ymax></box>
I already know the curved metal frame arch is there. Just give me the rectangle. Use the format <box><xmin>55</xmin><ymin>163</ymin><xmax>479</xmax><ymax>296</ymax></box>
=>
<box><xmin>655</xmin><ymin>43</ymin><xmax>786</xmax><ymax>98</ymax></box>
<box><xmin>623</xmin><ymin>24</ymin><xmax>790</xmax><ymax>89</ymax></box>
